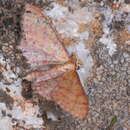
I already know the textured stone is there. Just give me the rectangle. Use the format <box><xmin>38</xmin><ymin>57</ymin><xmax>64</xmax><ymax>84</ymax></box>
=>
<box><xmin>0</xmin><ymin>0</ymin><xmax>129</xmax><ymax>129</ymax></box>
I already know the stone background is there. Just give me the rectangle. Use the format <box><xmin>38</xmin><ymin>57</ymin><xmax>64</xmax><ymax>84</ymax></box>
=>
<box><xmin>0</xmin><ymin>0</ymin><xmax>129</xmax><ymax>129</ymax></box>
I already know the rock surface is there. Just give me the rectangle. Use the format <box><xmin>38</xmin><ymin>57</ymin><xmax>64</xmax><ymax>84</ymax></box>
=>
<box><xmin>0</xmin><ymin>0</ymin><xmax>129</xmax><ymax>129</ymax></box>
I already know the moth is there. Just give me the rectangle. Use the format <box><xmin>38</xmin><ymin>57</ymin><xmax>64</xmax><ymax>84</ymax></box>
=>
<box><xmin>19</xmin><ymin>4</ymin><xmax>89</xmax><ymax>120</ymax></box>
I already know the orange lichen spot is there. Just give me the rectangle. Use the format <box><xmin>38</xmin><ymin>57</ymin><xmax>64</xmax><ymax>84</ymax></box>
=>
<box><xmin>55</xmin><ymin>0</ymin><xmax>67</xmax><ymax>6</ymax></box>
<box><xmin>78</xmin><ymin>23</ymin><xmax>89</xmax><ymax>33</ymax></box>
<box><xmin>85</xmin><ymin>19</ymin><xmax>103</xmax><ymax>50</ymax></box>
<box><xmin>90</xmin><ymin>20</ymin><xmax>103</xmax><ymax>39</ymax></box>
<box><xmin>112</xmin><ymin>3</ymin><xmax>121</xmax><ymax>10</ymax></box>
<box><xmin>62</xmin><ymin>37</ymin><xmax>79</xmax><ymax>47</ymax></box>
<box><xmin>116</xmin><ymin>29</ymin><xmax>130</xmax><ymax>45</ymax></box>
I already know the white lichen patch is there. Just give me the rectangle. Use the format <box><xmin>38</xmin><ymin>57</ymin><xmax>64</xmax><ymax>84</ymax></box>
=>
<box><xmin>46</xmin><ymin>111</ymin><xmax>58</xmax><ymax>121</ymax></box>
<box><xmin>44</xmin><ymin>3</ymin><xmax>68</xmax><ymax>19</ymax></box>
<box><xmin>100</xmin><ymin>7</ymin><xmax>117</xmax><ymax>56</ymax></box>
<box><xmin>0</xmin><ymin>119</ymin><xmax>12</xmax><ymax>130</ymax></box>
<box><xmin>67</xmin><ymin>41</ymin><xmax>93</xmax><ymax>86</ymax></box>
<box><xmin>54</xmin><ymin>20</ymin><xmax>79</xmax><ymax>37</ymax></box>
<box><xmin>11</xmin><ymin>102</ymin><xmax>43</xmax><ymax>128</ymax></box>
<box><xmin>121</xmin><ymin>3</ymin><xmax>130</xmax><ymax>13</ymax></box>
<box><xmin>0</xmin><ymin>103</ymin><xmax>13</xmax><ymax>130</ymax></box>
<box><xmin>127</xmin><ymin>25</ymin><xmax>130</xmax><ymax>33</ymax></box>
<box><xmin>99</xmin><ymin>35</ymin><xmax>117</xmax><ymax>56</ymax></box>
